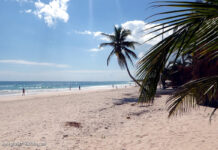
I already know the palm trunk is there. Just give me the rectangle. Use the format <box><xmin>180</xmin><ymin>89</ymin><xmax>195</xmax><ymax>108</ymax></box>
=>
<box><xmin>124</xmin><ymin>61</ymin><xmax>148</xmax><ymax>101</ymax></box>
<box><xmin>124</xmin><ymin>62</ymin><xmax>141</xmax><ymax>87</ymax></box>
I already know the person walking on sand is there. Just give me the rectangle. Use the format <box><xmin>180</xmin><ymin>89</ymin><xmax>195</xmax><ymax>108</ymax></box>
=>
<box><xmin>22</xmin><ymin>88</ymin><xmax>25</xmax><ymax>96</ymax></box>
<box><xmin>79</xmin><ymin>85</ymin><xmax>81</xmax><ymax>90</ymax></box>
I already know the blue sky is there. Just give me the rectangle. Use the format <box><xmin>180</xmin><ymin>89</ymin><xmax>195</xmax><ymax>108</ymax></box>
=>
<box><xmin>0</xmin><ymin>0</ymin><xmax>170</xmax><ymax>81</ymax></box>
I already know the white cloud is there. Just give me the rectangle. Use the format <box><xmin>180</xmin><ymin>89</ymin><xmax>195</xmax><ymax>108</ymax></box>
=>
<box><xmin>32</xmin><ymin>0</ymin><xmax>70</xmax><ymax>27</ymax></box>
<box><xmin>75</xmin><ymin>30</ymin><xmax>92</xmax><ymax>35</ymax></box>
<box><xmin>121</xmin><ymin>20</ymin><xmax>172</xmax><ymax>45</ymax></box>
<box><xmin>93</xmin><ymin>32</ymin><xmax>102</xmax><ymax>37</ymax></box>
<box><xmin>74</xmin><ymin>30</ymin><xmax>110</xmax><ymax>41</ymax></box>
<box><xmin>0</xmin><ymin>59</ymin><xmax>70</xmax><ymax>68</ymax></box>
<box><xmin>75</xmin><ymin>20</ymin><xmax>172</xmax><ymax>46</ymax></box>
<box><xmin>25</xmin><ymin>9</ymin><xmax>32</xmax><ymax>13</ymax></box>
<box><xmin>89</xmin><ymin>47</ymin><xmax>104</xmax><ymax>52</ymax></box>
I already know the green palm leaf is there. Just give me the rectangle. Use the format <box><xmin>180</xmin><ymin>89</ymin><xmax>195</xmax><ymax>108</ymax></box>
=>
<box><xmin>167</xmin><ymin>76</ymin><xmax>218</xmax><ymax>117</ymax></box>
<box><xmin>136</xmin><ymin>0</ymin><xmax>218</xmax><ymax>115</ymax></box>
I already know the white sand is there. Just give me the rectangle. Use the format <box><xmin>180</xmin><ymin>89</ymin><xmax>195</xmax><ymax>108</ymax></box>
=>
<box><xmin>0</xmin><ymin>87</ymin><xmax>218</xmax><ymax>150</ymax></box>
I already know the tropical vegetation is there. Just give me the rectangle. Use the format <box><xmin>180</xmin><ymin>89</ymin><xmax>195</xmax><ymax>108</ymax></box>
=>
<box><xmin>136</xmin><ymin>0</ymin><xmax>218</xmax><ymax>118</ymax></box>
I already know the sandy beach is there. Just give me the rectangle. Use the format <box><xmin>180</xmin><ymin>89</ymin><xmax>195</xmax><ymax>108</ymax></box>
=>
<box><xmin>0</xmin><ymin>87</ymin><xmax>218</xmax><ymax>150</ymax></box>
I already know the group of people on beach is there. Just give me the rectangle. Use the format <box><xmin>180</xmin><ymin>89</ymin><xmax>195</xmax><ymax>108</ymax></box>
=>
<box><xmin>21</xmin><ymin>84</ymin><xmax>136</xmax><ymax>96</ymax></box>
<box><xmin>21</xmin><ymin>85</ymin><xmax>82</xmax><ymax>96</ymax></box>
<box><xmin>21</xmin><ymin>84</ymin><xmax>135</xmax><ymax>96</ymax></box>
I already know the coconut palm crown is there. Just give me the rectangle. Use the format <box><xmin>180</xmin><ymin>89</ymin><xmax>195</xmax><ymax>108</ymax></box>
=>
<box><xmin>100</xmin><ymin>26</ymin><xmax>141</xmax><ymax>87</ymax></box>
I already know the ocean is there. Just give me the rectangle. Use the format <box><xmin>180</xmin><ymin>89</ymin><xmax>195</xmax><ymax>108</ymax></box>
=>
<box><xmin>0</xmin><ymin>81</ymin><xmax>131</xmax><ymax>96</ymax></box>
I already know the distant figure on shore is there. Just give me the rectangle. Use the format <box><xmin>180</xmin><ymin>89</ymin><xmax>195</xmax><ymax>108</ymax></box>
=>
<box><xmin>22</xmin><ymin>88</ymin><xmax>25</xmax><ymax>96</ymax></box>
<box><xmin>79</xmin><ymin>85</ymin><xmax>81</xmax><ymax>90</ymax></box>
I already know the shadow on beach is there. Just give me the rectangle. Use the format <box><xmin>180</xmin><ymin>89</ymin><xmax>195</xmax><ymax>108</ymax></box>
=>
<box><xmin>113</xmin><ymin>89</ymin><xmax>174</xmax><ymax>106</ymax></box>
<box><xmin>113</xmin><ymin>97</ymin><xmax>138</xmax><ymax>106</ymax></box>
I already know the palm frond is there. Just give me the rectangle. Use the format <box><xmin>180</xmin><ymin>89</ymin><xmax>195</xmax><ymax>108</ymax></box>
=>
<box><xmin>107</xmin><ymin>49</ymin><xmax>115</xmax><ymax>66</ymax></box>
<box><xmin>137</xmin><ymin>25</ymin><xmax>191</xmax><ymax>102</ymax></box>
<box><xmin>117</xmin><ymin>53</ymin><xmax>126</xmax><ymax>69</ymax></box>
<box><xmin>167</xmin><ymin>76</ymin><xmax>218</xmax><ymax>117</ymax></box>
<box><xmin>137</xmin><ymin>0</ymin><xmax>218</xmax><ymax>103</ymax></box>
<box><xmin>122</xmin><ymin>41</ymin><xmax>140</xmax><ymax>49</ymax></box>
<box><xmin>115</xmin><ymin>26</ymin><xmax>122</xmax><ymax>42</ymax></box>
<box><xmin>123</xmin><ymin>47</ymin><xmax>138</xmax><ymax>59</ymax></box>
<box><xmin>124</xmin><ymin>52</ymin><xmax>134</xmax><ymax>66</ymax></box>
<box><xmin>121</xmin><ymin>29</ymin><xmax>131</xmax><ymax>40</ymax></box>
<box><xmin>101</xmin><ymin>33</ymin><xmax>115</xmax><ymax>41</ymax></box>
<box><xmin>99</xmin><ymin>42</ymin><xmax>114</xmax><ymax>48</ymax></box>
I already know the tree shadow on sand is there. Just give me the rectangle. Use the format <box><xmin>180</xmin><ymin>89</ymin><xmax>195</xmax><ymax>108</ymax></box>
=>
<box><xmin>113</xmin><ymin>89</ymin><xmax>174</xmax><ymax>106</ymax></box>
<box><xmin>113</xmin><ymin>97</ymin><xmax>138</xmax><ymax>106</ymax></box>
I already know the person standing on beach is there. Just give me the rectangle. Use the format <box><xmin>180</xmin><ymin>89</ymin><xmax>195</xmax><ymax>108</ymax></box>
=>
<box><xmin>79</xmin><ymin>85</ymin><xmax>81</xmax><ymax>90</ymax></box>
<box><xmin>22</xmin><ymin>88</ymin><xmax>25</xmax><ymax>96</ymax></box>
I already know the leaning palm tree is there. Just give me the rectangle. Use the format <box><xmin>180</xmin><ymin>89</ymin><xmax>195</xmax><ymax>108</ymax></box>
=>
<box><xmin>100</xmin><ymin>26</ymin><xmax>142</xmax><ymax>88</ymax></box>
<box><xmin>137</xmin><ymin>0</ymin><xmax>218</xmax><ymax>118</ymax></box>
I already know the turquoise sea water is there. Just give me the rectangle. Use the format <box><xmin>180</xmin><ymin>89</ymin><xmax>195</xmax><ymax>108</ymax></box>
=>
<box><xmin>0</xmin><ymin>81</ymin><xmax>131</xmax><ymax>96</ymax></box>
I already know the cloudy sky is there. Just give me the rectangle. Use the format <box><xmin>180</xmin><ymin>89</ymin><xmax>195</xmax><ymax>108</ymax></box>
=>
<box><xmin>0</xmin><ymin>0</ymin><xmax>170</xmax><ymax>81</ymax></box>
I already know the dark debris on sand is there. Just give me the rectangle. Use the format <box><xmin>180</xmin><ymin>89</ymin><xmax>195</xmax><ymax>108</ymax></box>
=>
<box><xmin>65</xmin><ymin>121</ymin><xmax>82</xmax><ymax>128</ymax></box>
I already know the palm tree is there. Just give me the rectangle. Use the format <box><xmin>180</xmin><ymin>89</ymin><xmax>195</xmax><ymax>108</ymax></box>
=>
<box><xmin>136</xmin><ymin>0</ymin><xmax>218</xmax><ymax>117</ymax></box>
<box><xmin>100</xmin><ymin>26</ymin><xmax>142</xmax><ymax>88</ymax></box>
